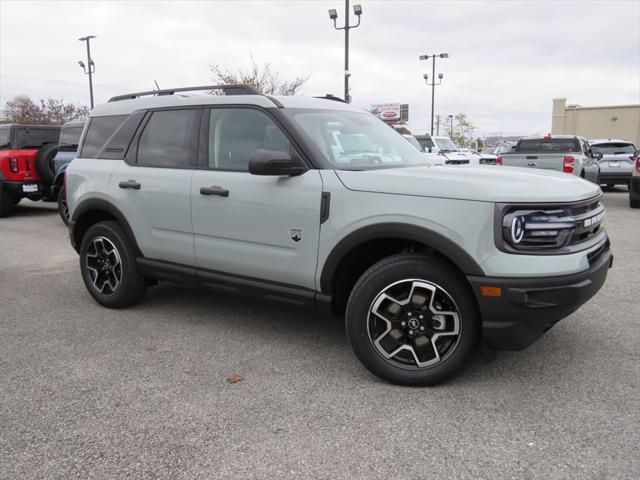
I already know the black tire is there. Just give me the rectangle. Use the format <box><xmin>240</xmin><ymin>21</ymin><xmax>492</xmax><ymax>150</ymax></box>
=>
<box><xmin>79</xmin><ymin>220</ymin><xmax>146</xmax><ymax>308</ymax></box>
<box><xmin>630</xmin><ymin>197</ymin><xmax>640</xmax><ymax>208</ymax></box>
<box><xmin>57</xmin><ymin>185</ymin><xmax>69</xmax><ymax>225</ymax></box>
<box><xmin>13</xmin><ymin>197</ymin><xmax>21</xmax><ymax>205</ymax></box>
<box><xmin>0</xmin><ymin>189</ymin><xmax>15</xmax><ymax>218</ymax></box>
<box><xmin>35</xmin><ymin>143</ymin><xmax>58</xmax><ymax>184</ymax></box>
<box><xmin>345</xmin><ymin>254</ymin><xmax>480</xmax><ymax>386</ymax></box>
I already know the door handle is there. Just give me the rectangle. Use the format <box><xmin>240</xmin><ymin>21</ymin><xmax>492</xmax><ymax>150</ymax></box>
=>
<box><xmin>200</xmin><ymin>186</ymin><xmax>229</xmax><ymax>197</ymax></box>
<box><xmin>119</xmin><ymin>180</ymin><xmax>141</xmax><ymax>190</ymax></box>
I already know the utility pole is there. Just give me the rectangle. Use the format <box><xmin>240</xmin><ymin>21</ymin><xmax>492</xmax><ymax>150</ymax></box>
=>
<box><xmin>329</xmin><ymin>1</ymin><xmax>363</xmax><ymax>102</ymax></box>
<box><xmin>435</xmin><ymin>114</ymin><xmax>441</xmax><ymax>136</ymax></box>
<box><xmin>448</xmin><ymin>114</ymin><xmax>454</xmax><ymax>138</ymax></box>
<box><xmin>419</xmin><ymin>53</ymin><xmax>449</xmax><ymax>135</ymax></box>
<box><xmin>78</xmin><ymin>35</ymin><xmax>96</xmax><ymax>108</ymax></box>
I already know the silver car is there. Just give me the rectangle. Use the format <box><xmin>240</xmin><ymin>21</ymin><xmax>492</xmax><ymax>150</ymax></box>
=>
<box><xmin>590</xmin><ymin>139</ymin><xmax>637</xmax><ymax>188</ymax></box>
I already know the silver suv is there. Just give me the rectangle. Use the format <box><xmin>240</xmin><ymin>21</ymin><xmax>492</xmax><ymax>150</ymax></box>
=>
<box><xmin>66</xmin><ymin>85</ymin><xmax>613</xmax><ymax>386</ymax></box>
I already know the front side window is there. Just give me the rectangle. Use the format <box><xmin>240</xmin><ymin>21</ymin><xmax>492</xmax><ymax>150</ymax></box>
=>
<box><xmin>59</xmin><ymin>126</ymin><xmax>84</xmax><ymax>152</ymax></box>
<box><xmin>285</xmin><ymin>109</ymin><xmax>430</xmax><ymax>170</ymax></box>
<box><xmin>137</xmin><ymin>109</ymin><xmax>198</xmax><ymax>168</ymax></box>
<box><xmin>591</xmin><ymin>143</ymin><xmax>636</xmax><ymax>155</ymax></box>
<box><xmin>207</xmin><ymin>108</ymin><xmax>290</xmax><ymax>171</ymax></box>
<box><xmin>81</xmin><ymin>115</ymin><xmax>127</xmax><ymax>158</ymax></box>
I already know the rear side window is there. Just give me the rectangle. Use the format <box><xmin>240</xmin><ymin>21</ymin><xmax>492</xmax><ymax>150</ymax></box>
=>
<box><xmin>80</xmin><ymin>115</ymin><xmax>127</xmax><ymax>158</ymax></box>
<box><xmin>515</xmin><ymin>138</ymin><xmax>580</xmax><ymax>153</ymax></box>
<box><xmin>137</xmin><ymin>109</ymin><xmax>198</xmax><ymax>168</ymax></box>
<box><xmin>591</xmin><ymin>143</ymin><xmax>636</xmax><ymax>155</ymax></box>
<box><xmin>58</xmin><ymin>126</ymin><xmax>84</xmax><ymax>152</ymax></box>
<box><xmin>0</xmin><ymin>128</ymin><xmax>10</xmax><ymax>149</ymax></box>
<box><xmin>15</xmin><ymin>128</ymin><xmax>60</xmax><ymax>149</ymax></box>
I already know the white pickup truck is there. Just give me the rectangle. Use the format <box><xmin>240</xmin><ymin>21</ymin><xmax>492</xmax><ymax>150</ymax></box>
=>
<box><xmin>499</xmin><ymin>135</ymin><xmax>601</xmax><ymax>183</ymax></box>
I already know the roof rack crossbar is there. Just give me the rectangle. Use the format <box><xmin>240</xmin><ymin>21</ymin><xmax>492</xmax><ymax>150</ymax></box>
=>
<box><xmin>108</xmin><ymin>84</ymin><xmax>262</xmax><ymax>102</ymax></box>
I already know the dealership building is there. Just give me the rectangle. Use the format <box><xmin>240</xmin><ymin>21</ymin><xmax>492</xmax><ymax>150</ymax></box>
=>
<box><xmin>551</xmin><ymin>98</ymin><xmax>640</xmax><ymax>146</ymax></box>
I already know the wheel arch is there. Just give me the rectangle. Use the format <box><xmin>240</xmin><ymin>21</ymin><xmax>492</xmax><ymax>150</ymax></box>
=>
<box><xmin>319</xmin><ymin>223</ymin><xmax>485</xmax><ymax>315</ymax></box>
<box><xmin>70</xmin><ymin>198</ymin><xmax>142</xmax><ymax>256</ymax></box>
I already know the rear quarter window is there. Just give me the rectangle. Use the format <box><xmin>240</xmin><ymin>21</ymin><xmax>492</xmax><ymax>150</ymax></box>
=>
<box><xmin>0</xmin><ymin>128</ymin><xmax>10</xmax><ymax>149</ymax></box>
<box><xmin>80</xmin><ymin>115</ymin><xmax>127</xmax><ymax>158</ymax></box>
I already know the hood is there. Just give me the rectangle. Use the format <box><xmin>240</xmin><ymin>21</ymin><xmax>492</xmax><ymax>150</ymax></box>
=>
<box><xmin>335</xmin><ymin>165</ymin><xmax>601</xmax><ymax>203</ymax></box>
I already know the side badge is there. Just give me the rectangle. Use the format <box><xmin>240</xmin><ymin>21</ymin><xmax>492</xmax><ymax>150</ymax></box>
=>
<box><xmin>289</xmin><ymin>228</ymin><xmax>303</xmax><ymax>243</ymax></box>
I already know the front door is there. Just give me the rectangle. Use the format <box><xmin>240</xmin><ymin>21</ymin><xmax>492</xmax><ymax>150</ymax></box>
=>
<box><xmin>190</xmin><ymin>107</ymin><xmax>323</xmax><ymax>290</ymax></box>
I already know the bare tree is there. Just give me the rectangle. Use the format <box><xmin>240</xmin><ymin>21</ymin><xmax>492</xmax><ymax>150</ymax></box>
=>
<box><xmin>2</xmin><ymin>95</ymin><xmax>89</xmax><ymax>125</ymax></box>
<box><xmin>210</xmin><ymin>56</ymin><xmax>309</xmax><ymax>95</ymax></box>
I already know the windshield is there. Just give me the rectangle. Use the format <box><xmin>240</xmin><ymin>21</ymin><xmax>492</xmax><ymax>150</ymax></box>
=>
<box><xmin>0</xmin><ymin>128</ymin><xmax>10</xmax><ymax>149</ymax></box>
<box><xmin>591</xmin><ymin>143</ymin><xmax>635</xmax><ymax>155</ymax></box>
<box><xmin>285</xmin><ymin>109</ymin><xmax>431</xmax><ymax>170</ymax></box>
<box><xmin>433</xmin><ymin>137</ymin><xmax>458</xmax><ymax>152</ymax></box>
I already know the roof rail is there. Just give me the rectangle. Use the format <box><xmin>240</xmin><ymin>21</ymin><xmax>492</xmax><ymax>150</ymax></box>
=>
<box><xmin>314</xmin><ymin>94</ymin><xmax>348</xmax><ymax>103</ymax></box>
<box><xmin>108</xmin><ymin>84</ymin><xmax>262</xmax><ymax>102</ymax></box>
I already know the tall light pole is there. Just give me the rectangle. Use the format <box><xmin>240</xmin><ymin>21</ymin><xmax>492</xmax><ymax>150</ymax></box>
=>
<box><xmin>78</xmin><ymin>35</ymin><xmax>96</xmax><ymax>108</ymax></box>
<box><xmin>448</xmin><ymin>114</ymin><xmax>454</xmax><ymax>138</ymax></box>
<box><xmin>419</xmin><ymin>53</ymin><xmax>448</xmax><ymax>135</ymax></box>
<box><xmin>329</xmin><ymin>1</ymin><xmax>362</xmax><ymax>103</ymax></box>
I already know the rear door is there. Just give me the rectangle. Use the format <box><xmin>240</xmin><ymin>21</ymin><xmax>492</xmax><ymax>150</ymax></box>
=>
<box><xmin>190</xmin><ymin>106</ymin><xmax>323</xmax><ymax>290</ymax></box>
<box><xmin>109</xmin><ymin>108</ymin><xmax>199</xmax><ymax>266</ymax></box>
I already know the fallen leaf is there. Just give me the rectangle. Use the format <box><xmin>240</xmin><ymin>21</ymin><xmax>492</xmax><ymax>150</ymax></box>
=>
<box><xmin>226</xmin><ymin>374</ymin><xmax>243</xmax><ymax>384</ymax></box>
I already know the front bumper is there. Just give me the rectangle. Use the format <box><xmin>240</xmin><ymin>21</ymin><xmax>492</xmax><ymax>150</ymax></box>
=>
<box><xmin>467</xmin><ymin>241</ymin><xmax>612</xmax><ymax>350</ymax></box>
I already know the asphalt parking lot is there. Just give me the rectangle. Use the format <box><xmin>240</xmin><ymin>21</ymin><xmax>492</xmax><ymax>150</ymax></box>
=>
<box><xmin>1</xmin><ymin>189</ymin><xmax>638</xmax><ymax>479</ymax></box>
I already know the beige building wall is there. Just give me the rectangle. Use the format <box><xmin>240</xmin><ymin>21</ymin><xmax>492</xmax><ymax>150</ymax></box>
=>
<box><xmin>551</xmin><ymin>98</ymin><xmax>640</xmax><ymax>146</ymax></box>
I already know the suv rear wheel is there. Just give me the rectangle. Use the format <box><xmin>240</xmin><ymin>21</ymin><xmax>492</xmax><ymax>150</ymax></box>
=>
<box><xmin>0</xmin><ymin>189</ymin><xmax>15</xmax><ymax>218</ymax></box>
<box><xmin>345</xmin><ymin>254</ymin><xmax>479</xmax><ymax>386</ymax></box>
<box><xmin>79</xmin><ymin>221</ymin><xmax>146</xmax><ymax>308</ymax></box>
<box><xmin>57</xmin><ymin>186</ymin><xmax>69</xmax><ymax>225</ymax></box>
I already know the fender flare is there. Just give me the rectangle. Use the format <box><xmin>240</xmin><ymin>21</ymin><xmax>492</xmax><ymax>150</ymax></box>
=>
<box><xmin>70</xmin><ymin>198</ymin><xmax>142</xmax><ymax>256</ymax></box>
<box><xmin>319</xmin><ymin>222</ymin><xmax>485</xmax><ymax>293</ymax></box>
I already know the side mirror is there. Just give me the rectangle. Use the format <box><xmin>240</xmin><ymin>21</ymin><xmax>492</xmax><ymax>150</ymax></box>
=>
<box><xmin>248</xmin><ymin>149</ymin><xmax>306</xmax><ymax>176</ymax></box>
<box><xmin>593</xmin><ymin>151</ymin><xmax>603</xmax><ymax>160</ymax></box>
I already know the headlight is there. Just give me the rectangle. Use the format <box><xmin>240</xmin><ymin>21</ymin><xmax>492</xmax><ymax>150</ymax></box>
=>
<box><xmin>502</xmin><ymin>209</ymin><xmax>574</xmax><ymax>249</ymax></box>
<box><xmin>496</xmin><ymin>198</ymin><xmax>606</xmax><ymax>252</ymax></box>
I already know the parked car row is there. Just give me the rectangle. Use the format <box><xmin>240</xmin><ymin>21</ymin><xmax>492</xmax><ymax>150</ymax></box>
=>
<box><xmin>0</xmin><ymin>121</ymin><xmax>83</xmax><ymax>220</ymax></box>
<box><xmin>401</xmin><ymin>131</ymin><xmax>638</xmax><ymax>208</ymax></box>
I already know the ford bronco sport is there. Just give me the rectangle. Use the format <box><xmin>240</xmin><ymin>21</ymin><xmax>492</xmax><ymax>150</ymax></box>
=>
<box><xmin>0</xmin><ymin>124</ymin><xmax>61</xmax><ymax>217</ymax></box>
<box><xmin>65</xmin><ymin>85</ymin><xmax>613</xmax><ymax>386</ymax></box>
<box><xmin>51</xmin><ymin>121</ymin><xmax>85</xmax><ymax>224</ymax></box>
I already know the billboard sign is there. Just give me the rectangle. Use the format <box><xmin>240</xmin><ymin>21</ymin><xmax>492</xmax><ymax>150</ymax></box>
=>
<box><xmin>370</xmin><ymin>103</ymin><xmax>401</xmax><ymax>121</ymax></box>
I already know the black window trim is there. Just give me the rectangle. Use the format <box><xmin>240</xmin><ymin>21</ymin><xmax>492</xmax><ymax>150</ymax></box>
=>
<box><xmin>128</xmin><ymin>106</ymin><xmax>203</xmax><ymax>170</ymax></box>
<box><xmin>197</xmin><ymin>104</ymin><xmax>312</xmax><ymax>172</ymax></box>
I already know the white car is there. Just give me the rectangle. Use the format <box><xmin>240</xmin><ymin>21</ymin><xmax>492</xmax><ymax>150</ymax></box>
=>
<box><xmin>413</xmin><ymin>135</ymin><xmax>471</xmax><ymax>165</ymax></box>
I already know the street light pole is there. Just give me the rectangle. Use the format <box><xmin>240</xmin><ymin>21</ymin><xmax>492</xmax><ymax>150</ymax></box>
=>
<box><xmin>419</xmin><ymin>52</ymin><xmax>449</xmax><ymax>135</ymax></box>
<box><xmin>78</xmin><ymin>35</ymin><xmax>96</xmax><ymax>108</ymax></box>
<box><xmin>329</xmin><ymin>1</ymin><xmax>362</xmax><ymax>103</ymax></box>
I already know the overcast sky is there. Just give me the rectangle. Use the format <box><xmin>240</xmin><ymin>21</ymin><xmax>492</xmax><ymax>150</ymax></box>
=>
<box><xmin>1</xmin><ymin>0</ymin><xmax>639</xmax><ymax>136</ymax></box>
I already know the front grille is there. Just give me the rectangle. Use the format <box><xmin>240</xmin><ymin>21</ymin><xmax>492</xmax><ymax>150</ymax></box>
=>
<box><xmin>567</xmin><ymin>199</ymin><xmax>605</xmax><ymax>247</ymax></box>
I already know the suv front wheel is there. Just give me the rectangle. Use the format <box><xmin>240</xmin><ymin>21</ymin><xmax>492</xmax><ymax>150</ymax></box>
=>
<box><xmin>79</xmin><ymin>221</ymin><xmax>146</xmax><ymax>308</ymax></box>
<box><xmin>346</xmin><ymin>254</ymin><xmax>479</xmax><ymax>386</ymax></box>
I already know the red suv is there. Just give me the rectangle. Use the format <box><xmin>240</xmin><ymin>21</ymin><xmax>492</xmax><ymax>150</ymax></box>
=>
<box><xmin>0</xmin><ymin>124</ymin><xmax>61</xmax><ymax>217</ymax></box>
